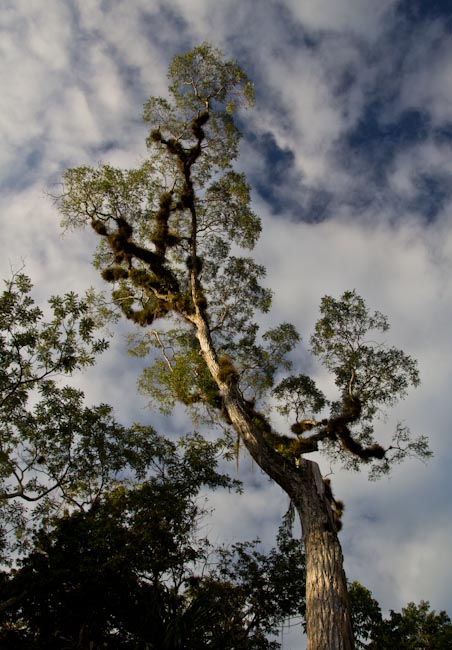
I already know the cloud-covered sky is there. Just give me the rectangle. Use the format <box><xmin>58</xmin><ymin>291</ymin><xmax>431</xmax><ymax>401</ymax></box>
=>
<box><xmin>2</xmin><ymin>1</ymin><xmax>452</xmax><ymax>646</ymax></box>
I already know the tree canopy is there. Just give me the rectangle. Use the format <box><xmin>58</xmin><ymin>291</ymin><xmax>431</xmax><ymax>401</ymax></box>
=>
<box><xmin>59</xmin><ymin>43</ymin><xmax>429</xmax><ymax>479</ymax></box>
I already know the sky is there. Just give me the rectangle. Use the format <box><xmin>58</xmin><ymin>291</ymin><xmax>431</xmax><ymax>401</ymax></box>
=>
<box><xmin>1</xmin><ymin>0</ymin><xmax>452</xmax><ymax>647</ymax></box>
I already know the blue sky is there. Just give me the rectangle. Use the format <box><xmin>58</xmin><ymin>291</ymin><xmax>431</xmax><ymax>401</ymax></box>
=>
<box><xmin>2</xmin><ymin>1</ymin><xmax>452</xmax><ymax>647</ymax></box>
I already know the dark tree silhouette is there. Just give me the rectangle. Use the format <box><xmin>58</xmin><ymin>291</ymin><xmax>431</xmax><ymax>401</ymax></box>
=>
<box><xmin>0</xmin><ymin>438</ymin><xmax>304</xmax><ymax>649</ymax></box>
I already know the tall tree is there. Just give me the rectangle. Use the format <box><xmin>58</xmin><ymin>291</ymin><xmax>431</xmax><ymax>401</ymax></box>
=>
<box><xmin>58</xmin><ymin>43</ymin><xmax>431</xmax><ymax>650</ymax></box>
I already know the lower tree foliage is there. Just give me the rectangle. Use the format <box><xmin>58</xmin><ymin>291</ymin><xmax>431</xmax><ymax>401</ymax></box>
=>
<box><xmin>349</xmin><ymin>581</ymin><xmax>452</xmax><ymax>649</ymax></box>
<box><xmin>0</xmin><ymin>272</ymin><xmax>184</xmax><ymax>560</ymax></box>
<box><xmin>0</xmin><ymin>446</ymin><xmax>305</xmax><ymax>649</ymax></box>
<box><xmin>0</xmin><ymin>271</ymin><xmax>114</xmax><ymax>557</ymax></box>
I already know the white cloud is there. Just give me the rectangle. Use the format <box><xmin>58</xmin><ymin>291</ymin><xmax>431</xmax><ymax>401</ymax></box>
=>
<box><xmin>396</xmin><ymin>21</ymin><xmax>452</xmax><ymax>125</ymax></box>
<box><xmin>285</xmin><ymin>0</ymin><xmax>397</xmax><ymax>38</ymax></box>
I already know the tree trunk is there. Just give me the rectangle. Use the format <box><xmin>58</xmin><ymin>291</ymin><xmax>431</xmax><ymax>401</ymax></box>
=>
<box><xmin>219</xmin><ymin>390</ymin><xmax>355</xmax><ymax>650</ymax></box>
<box><xmin>296</xmin><ymin>459</ymin><xmax>354</xmax><ymax>650</ymax></box>
<box><xmin>195</xmin><ymin>315</ymin><xmax>355</xmax><ymax>650</ymax></box>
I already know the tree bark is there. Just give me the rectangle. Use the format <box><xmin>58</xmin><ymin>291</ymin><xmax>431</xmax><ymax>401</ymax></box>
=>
<box><xmin>195</xmin><ymin>314</ymin><xmax>355</xmax><ymax>650</ymax></box>
<box><xmin>296</xmin><ymin>460</ymin><xmax>354</xmax><ymax>650</ymax></box>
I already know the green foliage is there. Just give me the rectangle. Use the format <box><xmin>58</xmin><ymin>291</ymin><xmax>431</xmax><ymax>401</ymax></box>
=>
<box><xmin>59</xmin><ymin>44</ymin><xmax>265</xmax><ymax>348</ymax></box>
<box><xmin>0</xmin><ymin>273</ymin><xmax>196</xmax><ymax>559</ymax></box>
<box><xmin>168</xmin><ymin>42</ymin><xmax>254</xmax><ymax>112</ymax></box>
<box><xmin>260</xmin><ymin>286</ymin><xmax>432</xmax><ymax>478</ymax></box>
<box><xmin>349</xmin><ymin>581</ymin><xmax>384</xmax><ymax>648</ymax></box>
<box><xmin>300</xmin><ymin>289</ymin><xmax>430</xmax><ymax>477</ymax></box>
<box><xmin>144</xmin><ymin>42</ymin><xmax>254</xmax><ymax>176</ymax></box>
<box><xmin>349</xmin><ymin>581</ymin><xmax>452</xmax><ymax>649</ymax></box>
<box><xmin>202</xmin><ymin>171</ymin><xmax>261</xmax><ymax>249</ymax></box>
<box><xmin>0</xmin><ymin>378</ymin><xmax>165</xmax><ymax>558</ymax></box>
<box><xmin>204</xmin><ymin>257</ymin><xmax>272</xmax><ymax>341</ymax></box>
<box><xmin>0</xmin><ymin>272</ymin><xmax>107</xmax><ymax>395</ymax></box>
<box><xmin>206</xmin><ymin>322</ymin><xmax>300</xmax><ymax>408</ymax></box>
<box><xmin>130</xmin><ymin>328</ymin><xmax>223</xmax><ymax>421</ymax></box>
<box><xmin>0</xmin><ymin>447</ymin><xmax>301</xmax><ymax>650</ymax></box>
<box><xmin>273</xmin><ymin>374</ymin><xmax>327</xmax><ymax>422</ymax></box>
<box><xmin>311</xmin><ymin>290</ymin><xmax>420</xmax><ymax>421</ymax></box>
<box><xmin>265</xmin><ymin>289</ymin><xmax>430</xmax><ymax>478</ymax></box>
<box><xmin>60</xmin><ymin>163</ymin><xmax>154</xmax><ymax>232</ymax></box>
<box><xmin>215</xmin><ymin>528</ymin><xmax>306</xmax><ymax>638</ymax></box>
<box><xmin>129</xmin><ymin>319</ymin><xmax>301</xmax><ymax>426</ymax></box>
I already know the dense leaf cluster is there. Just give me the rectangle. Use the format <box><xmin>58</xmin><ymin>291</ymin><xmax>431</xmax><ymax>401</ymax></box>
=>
<box><xmin>349</xmin><ymin>581</ymin><xmax>452</xmax><ymax>649</ymax></box>
<box><xmin>0</xmin><ymin>273</ymin><xmax>120</xmax><ymax>555</ymax></box>
<box><xmin>0</xmin><ymin>441</ymin><xmax>304</xmax><ymax>650</ymax></box>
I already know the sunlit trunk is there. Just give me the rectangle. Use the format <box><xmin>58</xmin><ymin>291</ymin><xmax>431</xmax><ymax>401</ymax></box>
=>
<box><xmin>296</xmin><ymin>460</ymin><xmax>354</xmax><ymax>650</ymax></box>
<box><xmin>195</xmin><ymin>315</ymin><xmax>355</xmax><ymax>650</ymax></box>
